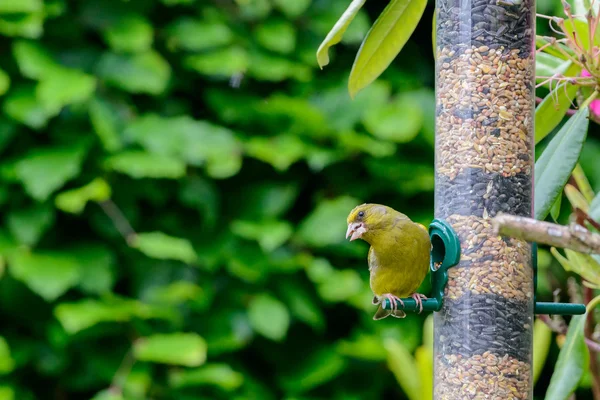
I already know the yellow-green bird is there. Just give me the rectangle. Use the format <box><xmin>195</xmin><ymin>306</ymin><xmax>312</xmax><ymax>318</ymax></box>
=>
<box><xmin>346</xmin><ymin>204</ymin><xmax>431</xmax><ymax>320</ymax></box>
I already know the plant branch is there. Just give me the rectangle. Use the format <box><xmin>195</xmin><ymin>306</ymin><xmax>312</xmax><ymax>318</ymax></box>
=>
<box><xmin>492</xmin><ymin>213</ymin><xmax>600</xmax><ymax>254</ymax></box>
<box><xmin>98</xmin><ymin>200</ymin><xmax>137</xmax><ymax>245</ymax></box>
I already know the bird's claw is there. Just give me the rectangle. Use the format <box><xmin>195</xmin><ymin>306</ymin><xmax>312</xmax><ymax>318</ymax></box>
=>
<box><xmin>411</xmin><ymin>293</ymin><xmax>428</xmax><ymax>313</ymax></box>
<box><xmin>382</xmin><ymin>294</ymin><xmax>404</xmax><ymax>312</ymax></box>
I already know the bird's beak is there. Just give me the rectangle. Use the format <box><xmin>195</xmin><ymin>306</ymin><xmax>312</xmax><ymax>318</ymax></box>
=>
<box><xmin>346</xmin><ymin>222</ymin><xmax>367</xmax><ymax>241</ymax></box>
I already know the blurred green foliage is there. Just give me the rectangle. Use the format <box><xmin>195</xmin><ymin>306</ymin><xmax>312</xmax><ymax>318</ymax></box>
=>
<box><xmin>0</xmin><ymin>0</ymin><xmax>597</xmax><ymax>399</ymax></box>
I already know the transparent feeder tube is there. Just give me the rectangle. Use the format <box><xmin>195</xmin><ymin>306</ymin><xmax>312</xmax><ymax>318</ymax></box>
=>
<box><xmin>433</xmin><ymin>0</ymin><xmax>535</xmax><ymax>397</ymax></box>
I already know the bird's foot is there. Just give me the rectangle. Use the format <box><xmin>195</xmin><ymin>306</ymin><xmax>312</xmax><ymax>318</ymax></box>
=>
<box><xmin>410</xmin><ymin>293</ymin><xmax>428</xmax><ymax>313</ymax></box>
<box><xmin>382</xmin><ymin>293</ymin><xmax>404</xmax><ymax>312</ymax></box>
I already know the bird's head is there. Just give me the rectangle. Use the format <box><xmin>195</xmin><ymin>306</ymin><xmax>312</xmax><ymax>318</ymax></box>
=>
<box><xmin>346</xmin><ymin>203</ymin><xmax>403</xmax><ymax>242</ymax></box>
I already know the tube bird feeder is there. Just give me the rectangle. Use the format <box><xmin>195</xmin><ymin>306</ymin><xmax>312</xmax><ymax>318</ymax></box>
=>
<box><xmin>434</xmin><ymin>0</ymin><xmax>536</xmax><ymax>397</ymax></box>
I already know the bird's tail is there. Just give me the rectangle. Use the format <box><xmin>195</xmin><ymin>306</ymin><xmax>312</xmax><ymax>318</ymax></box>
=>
<box><xmin>373</xmin><ymin>304</ymin><xmax>406</xmax><ymax>320</ymax></box>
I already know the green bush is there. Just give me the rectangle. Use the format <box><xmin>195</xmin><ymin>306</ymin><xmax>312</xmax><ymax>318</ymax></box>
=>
<box><xmin>0</xmin><ymin>1</ymin><xmax>439</xmax><ymax>399</ymax></box>
<box><xmin>0</xmin><ymin>0</ymin><xmax>599</xmax><ymax>399</ymax></box>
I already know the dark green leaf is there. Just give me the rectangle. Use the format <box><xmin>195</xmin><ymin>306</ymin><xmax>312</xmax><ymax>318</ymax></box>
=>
<box><xmin>280</xmin><ymin>348</ymin><xmax>347</xmax><ymax>392</ymax></box>
<box><xmin>535</xmin><ymin>108</ymin><xmax>589</xmax><ymax>220</ymax></box>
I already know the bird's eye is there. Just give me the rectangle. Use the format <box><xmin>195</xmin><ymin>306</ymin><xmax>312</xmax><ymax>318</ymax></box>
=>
<box><xmin>358</xmin><ymin>211</ymin><xmax>365</xmax><ymax>218</ymax></box>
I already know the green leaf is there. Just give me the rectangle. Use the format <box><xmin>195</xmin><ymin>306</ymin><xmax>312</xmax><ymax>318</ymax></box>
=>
<box><xmin>166</xmin><ymin>18</ymin><xmax>233</xmax><ymax>51</ymax></box>
<box><xmin>317</xmin><ymin>269</ymin><xmax>362</xmax><ymax>302</ymax></box>
<box><xmin>184</xmin><ymin>47</ymin><xmax>249</xmax><ymax>77</ymax></box>
<box><xmin>54</xmin><ymin>297</ymin><xmax>169</xmax><ymax>334</ymax></box>
<box><xmin>245</xmin><ymin>134</ymin><xmax>306</xmax><ymax>171</ymax></box>
<box><xmin>55</xmin><ymin>178</ymin><xmax>111</xmax><ymax>214</ymax></box>
<box><xmin>248</xmin><ymin>294</ymin><xmax>290</xmax><ymax>341</ymax></box>
<box><xmin>255</xmin><ymin>19</ymin><xmax>296</xmax><ymax>54</ymax></box>
<box><xmin>71</xmin><ymin>244</ymin><xmax>115</xmax><ymax>295</ymax></box>
<box><xmin>103</xmin><ymin>15</ymin><xmax>153</xmax><ymax>53</ymax></box>
<box><xmin>231</xmin><ymin>220</ymin><xmax>293</xmax><ymax>252</ymax></box>
<box><xmin>362</xmin><ymin>94</ymin><xmax>423</xmax><ymax>142</ymax></box>
<box><xmin>6</xmin><ymin>203</ymin><xmax>54</xmax><ymax>246</ymax></box>
<box><xmin>535</xmin><ymin>82</ymin><xmax>579</xmax><ymax>144</ymax></box>
<box><xmin>15</xmin><ymin>143</ymin><xmax>89</xmax><ymax>201</ymax></box>
<box><xmin>535</xmin><ymin>108</ymin><xmax>589</xmax><ymax>220</ymax></box>
<box><xmin>545</xmin><ymin>314</ymin><xmax>589</xmax><ymax>400</ymax></box>
<box><xmin>0</xmin><ymin>12</ymin><xmax>43</xmax><ymax>39</ymax></box>
<box><xmin>564</xmin><ymin>183</ymin><xmax>589</xmax><ymax>212</ymax></box>
<box><xmin>3</xmin><ymin>85</ymin><xmax>52</xmax><ymax>129</ymax></box>
<box><xmin>0</xmin><ymin>337</ymin><xmax>14</xmax><ymax>375</ymax></box>
<box><xmin>90</xmin><ymin>389</ymin><xmax>123</xmax><ymax>400</ymax></box>
<box><xmin>169</xmin><ymin>363</ymin><xmax>244</xmax><ymax>391</ymax></box>
<box><xmin>104</xmin><ymin>151</ymin><xmax>186</xmax><ymax>179</ymax></box>
<box><xmin>550</xmin><ymin>194</ymin><xmax>562</xmax><ymax>221</ymax></box>
<box><xmin>280</xmin><ymin>348</ymin><xmax>346</xmax><ymax>392</ymax></box>
<box><xmin>88</xmin><ymin>96</ymin><xmax>123</xmax><ymax>152</ymax></box>
<box><xmin>316</xmin><ymin>0</ymin><xmax>366</xmax><ymax>68</ymax></box>
<box><xmin>124</xmin><ymin>115</ymin><xmax>242</xmax><ymax>178</ymax></box>
<box><xmin>0</xmin><ymin>0</ymin><xmax>42</xmax><ymax>13</ymax></box>
<box><xmin>272</xmin><ymin>0</ymin><xmax>311</xmax><ymax>17</ymax></box>
<box><xmin>348</xmin><ymin>0</ymin><xmax>427</xmax><ymax>97</ymax></box>
<box><xmin>134</xmin><ymin>333</ymin><xmax>207</xmax><ymax>367</ymax></box>
<box><xmin>131</xmin><ymin>231</ymin><xmax>197</xmax><ymax>263</ymax></box>
<box><xmin>0</xmin><ymin>387</ymin><xmax>14</xmax><ymax>400</ymax></box>
<box><xmin>97</xmin><ymin>51</ymin><xmax>171</xmax><ymax>95</ymax></box>
<box><xmin>297</xmin><ymin>196</ymin><xmax>359</xmax><ymax>247</ymax></box>
<box><xmin>0</xmin><ymin>69</ymin><xmax>10</xmax><ymax>96</ymax></box>
<box><xmin>533</xmin><ymin>318</ymin><xmax>552</xmax><ymax>385</ymax></box>
<box><xmin>553</xmin><ymin>248</ymin><xmax>600</xmax><ymax>286</ymax></box>
<box><xmin>12</xmin><ymin>40</ymin><xmax>56</xmax><ymax>79</ymax></box>
<box><xmin>8</xmin><ymin>250</ymin><xmax>80</xmax><ymax>301</ymax></box>
<box><xmin>278</xmin><ymin>281</ymin><xmax>325</xmax><ymax>331</ymax></box>
<box><xmin>536</xmin><ymin>53</ymin><xmax>574</xmax><ymax>80</ymax></box>
<box><xmin>384</xmin><ymin>337</ymin><xmax>420</xmax><ymax>400</ymax></box>
<box><xmin>36</xmin><ymin>67</ymin><xmax>97</xmax><ymax>114</ymax></box>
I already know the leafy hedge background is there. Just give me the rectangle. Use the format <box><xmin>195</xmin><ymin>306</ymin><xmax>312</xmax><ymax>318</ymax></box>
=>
<box><xmin>0</xmin><ymin>0</ymin><xmax>598</xmax><ymax>399</ymax></box>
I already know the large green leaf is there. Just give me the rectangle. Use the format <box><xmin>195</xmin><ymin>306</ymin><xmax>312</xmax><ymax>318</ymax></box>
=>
<box><xmin>103</xmin><ymin>15</ymin><xmax>153</xmax><ymax>53</ymax></box>
<box><xmin>535</xmin><ymin>108</ymin><xmax>589</xmax><ymax>220</ymax></box>
<box><xmin>6</xmin><ymin>204</ymin><xmax>54</xmax><ymax>246</ymax></box>
<box><xmin>12</xmin><ymin>40</ymin><xmax>56</xmax><ymax>80</ymax></box>
<box><xmin>316</xmin><ymin>0</ymin><xmax>366</xmax><ymax>68</ymax></box>
<box><xmin>348</xmin><ymin>0</ymin><xmax>427</xmax><ymax>97</ymax></box>
<box><xmin>8</xmin><ymin>250</ymin><xmax>80</xmax><ymax>301</ymax></box>
<box><xmin>134</xmin><ymin>333</ymin><xmax>206</xmax><ymax>367</ymax></box>
<box><xmin>14</xmin><ymin>143</ymin><xmax>89</xmax><ymax>201</ymax></box>
<box><xmin>131</xmin><ymin>232</ymin><xmax>197</xmax><ymax>263</ymax></box>
<box><xmin>166</xmin><ymin>18</ymin><xmax>233</xmax><ymax>51</ymax></box>
<box><xmin>248</xmin><ymin>294</ymin><xmax>290</xmax><ymax>341</ymax></box>
<box><xmin>255</xmin><ymin>19</ymin><xmax>296</xmax><ymax>54</ymax></box>
<box><xmin>97</xmin><ymin>51</ymin><xmax>171</xmax><ymax>95</ymax></box>
<box><xmin>104</xmin><ymin>151</ymin><xmax>186</xmax><ymax>179</ymax></box>
<box><xmin>54</xmin><ymin>297</ymin><xmax>170</xmax><ymax>334</ymax></box>
<box><xmin>545</xmin><ymin>314</ymin><xmax>589</xmax><ymax>400</ymax></box>
<box><xmin>535</xmin><ymin>82</ymin><xmax>579</xmax><ymax>144</ymax></box>
<box><xmin>297</xmin><ymin>196</ymin><xmax>359</xmax><ymax>247</ymax></box>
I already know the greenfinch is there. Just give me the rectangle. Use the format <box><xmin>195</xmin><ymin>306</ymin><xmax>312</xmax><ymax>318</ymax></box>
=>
<box><xmin>346</xmin><ymin>204</ymin><xmax>431</xmax><ymax>320</ymax></box>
